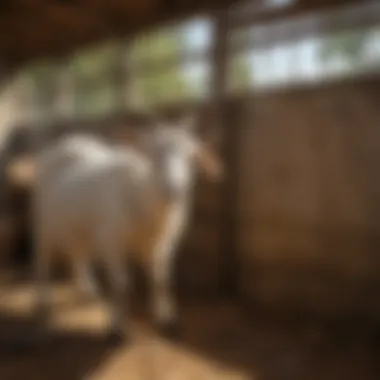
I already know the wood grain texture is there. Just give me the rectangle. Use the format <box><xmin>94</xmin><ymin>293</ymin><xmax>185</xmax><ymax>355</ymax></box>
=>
<box><xmin>238</xmin><ymin>77</ymin><xmax>380</xmax><ymax>318</ymax></box>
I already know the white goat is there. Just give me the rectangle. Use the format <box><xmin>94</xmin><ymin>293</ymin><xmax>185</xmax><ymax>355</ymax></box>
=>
<box><xmin>33</xmin><ymin>116</ymin><xmax>223</xmax><ymax>341</ymax></box>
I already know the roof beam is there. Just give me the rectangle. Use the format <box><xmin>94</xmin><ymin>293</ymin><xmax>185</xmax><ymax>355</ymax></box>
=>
<box><xmin>1</xmin><ymin>0</ymin><xmax>242</xmax><ymax>65</ymax></box>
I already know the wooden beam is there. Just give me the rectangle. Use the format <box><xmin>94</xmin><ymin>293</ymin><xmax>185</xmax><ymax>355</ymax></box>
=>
<box><xmin>0</xmin><ymin>0</ymin><xmax>245</xmax><ymax>67</ymax></box>
<box><xmin>229</xmin><ymin>0</ymin><xmax>365</xmax><ymax>27</ymax></box>
<box><xmin>229</xmin><ymin>0</ymin><xmax>380</xmax><ymax>53</ymax></box>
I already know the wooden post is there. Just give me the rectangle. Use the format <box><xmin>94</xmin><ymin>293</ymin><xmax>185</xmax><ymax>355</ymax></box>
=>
<box><xmin>211</xmin><ymin>10</ymin><xmax>240</xmax><ymax>297</ymax></box>
<box><xmin>55</xmin><ymin>56</ymin><xmax>75</xmax><ymax>120</ymax></box>
<box><xmin>112</xmin><ymin>39</ymin><xmax>129</xmax><ymax>114</ymax></box>
<box><xmin>211</xmin><ymin>12</ymin><xmax>228</xmax><ymax>102</ymax></box>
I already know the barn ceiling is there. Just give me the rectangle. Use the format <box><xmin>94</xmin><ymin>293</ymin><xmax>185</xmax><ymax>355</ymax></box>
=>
<box><xmin>0</xmin><ymin>0</ymin><xmax>362</xmax><ymax>67</ymax></box>
<box><xmin>0</xmin><ymin>0</ymin><xmax>241</xmax><ymax>66</ymax></box>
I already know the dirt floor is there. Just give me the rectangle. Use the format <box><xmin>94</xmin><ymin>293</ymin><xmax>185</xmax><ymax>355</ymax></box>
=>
<box><xmin>0</xmin><ymin>273</ymin><xmax>379</xmax><ymax>380</ymax></box>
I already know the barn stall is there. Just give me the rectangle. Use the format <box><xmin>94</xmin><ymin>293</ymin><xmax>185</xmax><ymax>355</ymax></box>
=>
<box><xmin>0</xmin><ymin>0</ymin><xmax>380</xmax><ymax>379</ymax></box>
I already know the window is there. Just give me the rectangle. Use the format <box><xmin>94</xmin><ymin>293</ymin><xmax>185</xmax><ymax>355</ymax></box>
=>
<box><xmin>127</xmin><ymin>17</ymin><xmax>213</xmax><ymax>109</ymax></box>
<box><xmin>69</xmin><ymin>40</ymin><xmax>123</xmax><ymax>117</ymax></box>
<box><xmin>15</xmin><ymin>60</ymin><xmax>62</xmax><ymax>123</ymax></box>
<box><xmin>227</xmin><ymin>1</ymin><xmax>380</xmax><ymax>93</ymax></box>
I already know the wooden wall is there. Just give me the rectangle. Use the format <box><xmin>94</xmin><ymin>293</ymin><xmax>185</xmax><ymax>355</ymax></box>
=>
<box><xmin>237</xmin><ymin>76</ymin><xmax>380</xmax><ymax>319</ymax></box>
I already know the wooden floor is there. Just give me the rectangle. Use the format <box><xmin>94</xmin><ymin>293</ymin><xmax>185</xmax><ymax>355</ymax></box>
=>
<box><xmin>0</xmin><ymin>275</ymin><xmax>379</xmax><ymax>380</ymax></box>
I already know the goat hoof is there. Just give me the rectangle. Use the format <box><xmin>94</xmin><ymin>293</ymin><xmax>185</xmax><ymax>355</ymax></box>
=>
<box><xmin>157</xmin><ymin>320</ymin><xmax>180</xmax><ymax>340</ymax></box>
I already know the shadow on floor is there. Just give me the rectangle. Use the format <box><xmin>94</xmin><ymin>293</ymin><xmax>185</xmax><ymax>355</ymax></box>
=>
<box><xmin>175</xmin><ymin>302</ymin><xmax>380</xmax><ymax>380</ymax></box>
<box><xmin>0</xmin><ymin>282</ymin><xmax>379</xmax><ymax>380</ymax></box>
<box><xmin>0</xmin><ymin>312</ymin><xmax>116</xmax><ymax>380</ymax></box>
